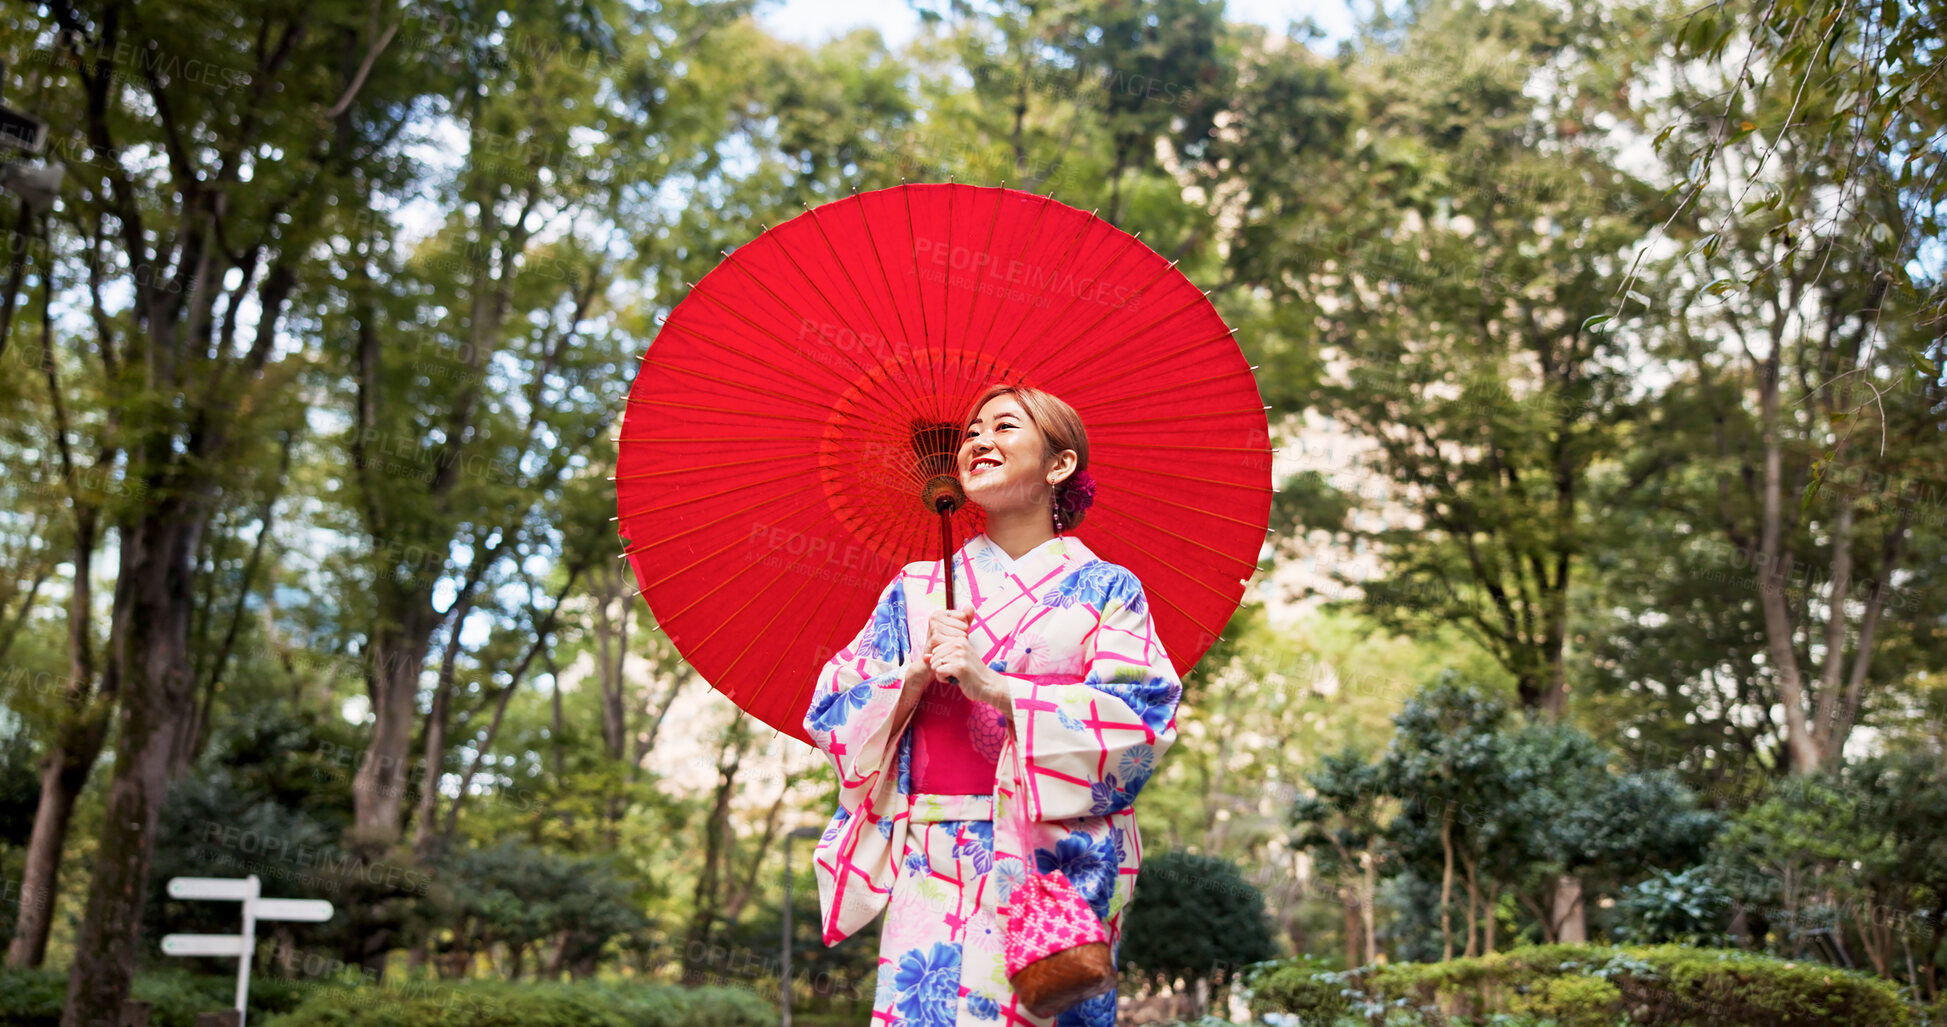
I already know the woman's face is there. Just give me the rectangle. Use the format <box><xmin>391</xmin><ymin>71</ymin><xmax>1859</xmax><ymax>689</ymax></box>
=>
<box><xmin>959</xmin><ymin>395</ymin><xmax>1053</xmax><ymax>511</ymax></box>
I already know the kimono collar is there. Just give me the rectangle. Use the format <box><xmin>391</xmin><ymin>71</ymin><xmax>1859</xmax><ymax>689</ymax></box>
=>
<box><xmin>961</xmin><ymin>531</ymin><xmax>1099</xmax><ymax>587</ymax></box>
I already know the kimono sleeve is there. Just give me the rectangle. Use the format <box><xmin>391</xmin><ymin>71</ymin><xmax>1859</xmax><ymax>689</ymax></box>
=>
<box><xmin>803</xmin><ymin>570</ymin><xmax>913</xmax><ymax>809</ymax></box>
<box><xmin>1004</xmin><ymin>564</ymin><xmax>1181</xmax><ymax>823</ymax></box>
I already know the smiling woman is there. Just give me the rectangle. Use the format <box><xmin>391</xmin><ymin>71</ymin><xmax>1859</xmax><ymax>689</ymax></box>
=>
<box><xmin>802</xmin><ymin>384</ymin><xmax>1183</xmax><ymax>1027</ymax></box>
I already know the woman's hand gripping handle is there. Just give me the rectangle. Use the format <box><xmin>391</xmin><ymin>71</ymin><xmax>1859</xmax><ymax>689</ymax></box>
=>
<box><xmin>895</xmin><ymin>609</ymin><xmax>1015</xmax><ymax>734</ymax></box>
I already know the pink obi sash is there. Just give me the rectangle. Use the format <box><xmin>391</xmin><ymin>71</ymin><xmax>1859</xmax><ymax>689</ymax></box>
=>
<box><xmin>909</xmin><ymin>673</ymin><xmax>1077</xmax><ymax>795</ymax></box>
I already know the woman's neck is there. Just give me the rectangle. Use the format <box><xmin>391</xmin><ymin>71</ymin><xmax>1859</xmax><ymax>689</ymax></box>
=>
<box><xmin>982</xmin><ymin>506</ymin><xmax>1057</xmax><ymax>562</ymax></box>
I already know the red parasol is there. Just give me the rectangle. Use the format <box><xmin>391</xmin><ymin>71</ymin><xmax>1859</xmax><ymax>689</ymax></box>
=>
<box><xmin>616</xmin><ymin>183</ymin><xmax>1271</xmax><ymax>745</ymax></box>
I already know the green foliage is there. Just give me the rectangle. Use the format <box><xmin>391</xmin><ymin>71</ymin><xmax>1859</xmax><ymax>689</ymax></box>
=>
<box><xmin>1247</xmin><ymin>944</ymin><xmax>1911</xmax><ymax>1027</ymax></box>
<box><xmin>1501</xmin><ymin>974</ymin><xmax>1620</xmax><ymax>1027</ymax></box>
<box><xmin>1613</xmin><ymin>868</ymin><xmax>1732</xmax><ymax>946</ymax></box>
<box><xmin>419</xmin><ymin>839</ymin><xmax>652</xmax><ymax>976</ymax></box>
<box><xmin>1628</xmin><ymin>944</ymin><xmax>1908</xmax><ymax>1027</ymax></box>
<box><xmin>260</xmin><ymin>979</ymin><xmax>774</xmax><ymax>1027</ymax></box>
<box><xmin>1307</xmin><ymin>678</ymin><xmax>1720</xmax><ymax>960</ymax></box>
<box><xmin>0</xmin><ymin>968</ymin><xmax>308</xmax><ymax>1027</ymax></box>
<box><xmin>0</xmin><ymin>967</ymin><xmax>64</xmax><ymax>1027</ymax></box>
<box><xmin>1</xmin><ymin>0</ymin><xmax>1941</xmax><ymax>1003</ymax></box>
<box><xmin>0</xmin><ymin>727</ymin><xmax>38</xmax><ymax>850</ymax></box>
<box><xmin>145</xmin><ymin>706</ymin><xmax>383</xmax><ymax>963</ymax></box>
<box><xmin>1121</xmin><ymin>850</ymin><xmax>1281</xmax><ymax>992</ymax></box>
<box><xmin>1242</xmin><ymin>954</ymin><xmax>1352</xmax><ymax>1022</ymax></box>
<box><xmin>1692</xmin><ymin>750</ymin><xmax>1947</xmax><ymax>979</ymax></box>
<box><xmin>130</xmin><ymin>969</ymin><xmax>311</xmax><ymax>1027</ymax></box>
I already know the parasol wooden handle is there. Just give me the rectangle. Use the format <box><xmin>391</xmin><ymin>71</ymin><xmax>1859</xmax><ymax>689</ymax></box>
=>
<box><xmin>937</xmin><ymin>498</ymin><xmax>959</xmax><ymax>685</ymax></box>
<box><xmin>923</xmin><ymin>474</ymin><xmax>967</xmax><ymax>686</ymax></box>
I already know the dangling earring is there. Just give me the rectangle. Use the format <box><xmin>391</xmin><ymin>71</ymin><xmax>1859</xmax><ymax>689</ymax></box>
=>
<box><xmin>1049</xmin><ymin>478</ymin><xmax>1064</xmax><ymax>534</ymax></box>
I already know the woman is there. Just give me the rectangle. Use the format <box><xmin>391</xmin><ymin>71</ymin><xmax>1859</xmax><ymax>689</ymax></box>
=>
<box><xmin>804</xmin><ymin>384</ymin><xmax>1183</xmax><ymax>1027</ymax></box>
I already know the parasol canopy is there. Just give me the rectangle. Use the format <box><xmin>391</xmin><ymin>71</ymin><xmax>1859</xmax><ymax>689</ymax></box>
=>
<box><xmin>617</xmin><ymin>183</ymin><xmax>1271</xmax><ymax>745</ymax></box>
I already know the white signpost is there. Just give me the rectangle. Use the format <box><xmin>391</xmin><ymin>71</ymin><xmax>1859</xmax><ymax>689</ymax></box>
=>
<box><xmin>160</xmin><ymin>876</ymin><xmax>334</xmax><ymax>1027</ymax></box>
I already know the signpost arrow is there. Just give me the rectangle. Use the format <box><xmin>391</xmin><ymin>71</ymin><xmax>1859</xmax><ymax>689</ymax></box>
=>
<box><xmin>161</xmin><ymin>876</ymin><xmax>335</xmax><ymax>1027</ymax></box>
<box><xmin>168</xmin><ymin>877</ymin><xmax>260</xmax><ymax>901</ymax></box>
<box><xmin>161</xmin><ymin>934</ymin><xmax>250</xmax><ymax>957</ymax></box>
<box><xmin>251</xmin><ymin>899</ymin><xmax>334</xmax><ymax>923</ymax></box>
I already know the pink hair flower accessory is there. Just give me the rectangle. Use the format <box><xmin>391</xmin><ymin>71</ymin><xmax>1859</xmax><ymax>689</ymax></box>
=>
<box><xmin>1057</xmin><ymin>469</ymin><xmax>1097</xmax><ymax>515</ymax></box>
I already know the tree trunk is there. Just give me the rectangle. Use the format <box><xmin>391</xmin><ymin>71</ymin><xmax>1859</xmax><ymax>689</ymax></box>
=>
<box><xmin>1810</xmin><ymin>499</ymin><xmax>1854</xmax><ymax>763</ymax></box>
<box><xmin>1753</xmin><ymin>347</ymin><xmax>1823</xmax><ymax>773</ymax></box>
<box><xmin>1342</xmin><ymin>888</ymin><xmax>1363</xmax><ymax>969</ymax></box>
<box><xmin>7</xmin><ymin>721</ymin><xmax>106</xmax><ymax>968</ymax></box>
<box><xmin>550</xmin><ymin>651</ymin><xmax>566</xmax><ymax>780</ymax></box>
<box><xmin>590</xmin><ymin>561</ymin><xmax>631</xmax><ymax>763</ymax></box>
<box><xmin>1828</xmin><ymin>495</ymin><xmax>1913</xmax><ymax>755</ymax></box>
<box><xmin>682</xmin><ymin>724</ymin><xmax>747</xmax><ymax>977</ymax></box>
<box><xmin>1553</xmin><ymin>874</ymin><xmax>1587</xmax><ymax>944</ymax></box>
<box><xmin>1519</xmin><ymin>891</ymin><xmax>1557</xmax><ymax>944</ymax></box>
<box><xmin>1362</xmin><ymin>853</ymin><xmax>1379</xmax><ymax>964</ymax></box>
<box><xmin>352</xmin><ymin>609</ymin><xmax>438</xmax><ymax>847</ymax></box>
<box><xmin>721</xmin><ymin>788</ymin><xmax>787</xmax><ymax>928</ymax></box>
<box><xmin>61</xmin><ymin>515</ymin><xmax>205</xmax><ymax>1027</ymax></box>
<box><xmin>9</xmin><ymin>511</ymin><xmax>109</xmax><ymax>969</ymax></box>
<box><xmin>10</xmin><ymin>305</ymin><xmax>114</xmax><ymax>968</ymax></box>
<box><xmin>413</xmin><ymin>601</ymin><xmax>471</xmax><ymax>860</ymax></box>
<box><xmin>177</xmin><ymin>427</ymin><xmax>295</xmax><ymax>774</ymax></box>
<box><xmin>1440</xmin><ymin>803</ymin><xmax>1456</xmax><ymax>961</ymax></box>
<box><xmin>633</xmin><ymin>667</ymin><xmax>686</xmax><ymax>774</ymax></box>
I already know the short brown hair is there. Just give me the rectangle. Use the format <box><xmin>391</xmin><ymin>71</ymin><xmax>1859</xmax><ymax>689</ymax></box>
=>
<box><xmin>960</xmin><ymin>384</ymin><xmax>1092</xmax><ymax>529</ymax></box>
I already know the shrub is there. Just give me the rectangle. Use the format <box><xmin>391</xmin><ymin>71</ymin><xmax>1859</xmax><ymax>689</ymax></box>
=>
<box><xmin>0</xmin><ymin>968</ymin><xmax>311</xmax><ymax>1027</ymax></box>
<box><xmin>1122</xmin><ymin>850</ymin><xmax>1281</xmax><ymax>997</ymax></box>
<box><xmin>1501</xmin><ymin>974</ymin><xmax>1620</xmax><ymax>1027</ymax></box>
<box><xmin>259</xmin><ymin>979</ymin><xmax>774</xmax><ymax>1027</ymax></box>
<box><xmin>1246</xmin><ymin>944</ymin><xmax>1910</xmax><ymax>1027</ymax></box>
<box><xmin>1613</xmin><ymin>867</ymin><xmax>1732</xmax><ymax>946</ymax></box>
<box><xmin>0</xmin><ymin>967</ymin><xmax>65</xmax><ymax>1027</ymax></box>
<box><xmin>1620</xmin><ymin>944</ymin><xmax>1908</xmax><ymax>1027</ymax></box>
<box><xmin>1243</xmin><ymin>955</ymin><xmax>1353</xmax><ymax>1023</ymax></box>
<box><xmin>0</xmin><ymin>971</ymin><xmax>772</xmax><ymax>1027</ymax></box>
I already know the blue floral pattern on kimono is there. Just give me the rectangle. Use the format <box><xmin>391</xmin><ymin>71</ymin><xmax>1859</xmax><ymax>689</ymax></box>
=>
<box><xmin>893</xmin><ymin>943</ymin><xmax>963</xmax><ymax>1027</ymax></box>
<box><xmin>1036</xmin><ymin>831</ymin><xmax>1120</xmax><ymax>922</ymax></box>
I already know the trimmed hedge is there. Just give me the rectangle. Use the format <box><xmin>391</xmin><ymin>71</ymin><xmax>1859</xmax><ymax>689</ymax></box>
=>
<box><xmin>259</xmin><ymin>979</ymin><xmax>775</xmax><ymax>1027</ymax></box>
<box><xmin>1244</xmin><ymin>944</ymin><xmax>1910</xmax><ymax>1027</ymax></box>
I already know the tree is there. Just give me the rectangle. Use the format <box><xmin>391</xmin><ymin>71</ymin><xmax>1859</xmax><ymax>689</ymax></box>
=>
<box><xmin>8</xmin><ymin>0</ymin><xmax>422</xmax><ymax>1017</ymax></box>
<box><xmin>1376</xmin><ymin>676</ymin><xmax>1511</xmax><ymax>959</ymax></box>
<box><xmin>1121</xmin><ymin>850</ymin><xmax>1281</xmax><ymax>1017</ymax></box>
<box><xmin>1637</xmin><ymin>0</ymin><xmax>1945</xmax><ymax>384</ymax></box>
<box><xmin>336</xmin><ymin>0</ymin><xmax>650</xmax><ymax>853</ymax></box>
<box><xmin>1291</xmin><ymin>749</ymin><xmax>1387</xmax><ymax>968</ymax></box>
<box><xmin>1708</xmin><ymin>748</ymin><xmax>1947</xmax><ymax>994</ymax></box>
<box><xmin>1495</xmin><ymin>723</ymin><xmax>1719</xmax><ymax>944</ymax></box>
<box><xmin>1618</xmin><ymin>0</ymin><xmax>1946</xmax><ymax>773</ymax></box>
<box><xmin>418</xmin><ymin>838</ymin><xmax>649</xmax><ymax>980</ymax></box>
<box><xmin>1842</xmin><ymin>748</ymin><xmax>1947</xmax><ymax>993</ymax></box>
<box><xmin>896</xmin><ymin>0</ymin><xmax>1231</xmax><ymax>259</ymax></box>
<box><xmin>1202</xmin><ymin>0</ymin><xmax>1670</xmax><ymax>720</ymax></box>
<box><xmin>1135</xmin><ymin>598</ymin><xmax>1484</xmax><ymax>959</ymax></box>
<box><xmin>1348</xmin><ymin>678</ymin><xmax>1719</xmax><ymax>959</ymax></box>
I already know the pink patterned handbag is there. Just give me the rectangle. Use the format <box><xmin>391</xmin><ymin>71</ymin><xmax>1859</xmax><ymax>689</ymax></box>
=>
<box><xmin>1002</xmin><ymin>785</ymin><xmax>1117</xmax><ymax>1017</ymax></box>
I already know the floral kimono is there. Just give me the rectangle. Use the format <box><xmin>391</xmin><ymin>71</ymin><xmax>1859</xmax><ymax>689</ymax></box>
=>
<box><xmin>804</xmin><ymin>531</ymin><xmax>1183</xmax><ymax>1027</ymax></box>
